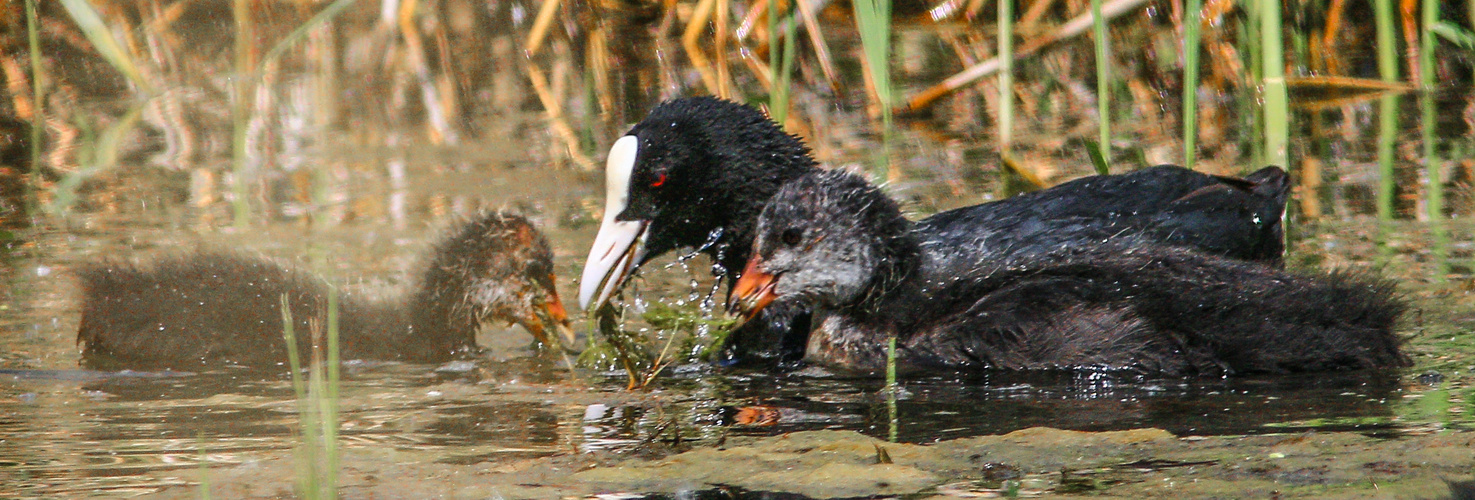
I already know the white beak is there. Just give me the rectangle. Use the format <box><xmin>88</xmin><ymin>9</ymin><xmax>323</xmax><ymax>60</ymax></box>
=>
<box><xmin>578</xmin><ymin>136</ymin><xmax>650</xmax><ymax>310</ymax></box>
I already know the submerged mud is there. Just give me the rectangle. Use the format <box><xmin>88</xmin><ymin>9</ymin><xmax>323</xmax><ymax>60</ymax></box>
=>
<box><xmin>141</xmin><ymin>425</ymin><xmax>1473</xmax><ymax>499</ymax></box>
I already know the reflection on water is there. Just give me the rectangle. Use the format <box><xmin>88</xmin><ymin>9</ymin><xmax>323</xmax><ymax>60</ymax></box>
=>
<box><xmin>0</xmin><ymin>0</ymin><xmax>1473</xmax><ymax>496</ymax></box>
<box><xmin>0</xmin><ymin>360</ymin><xmax>1423</xmax><ymax>496</ymax></box>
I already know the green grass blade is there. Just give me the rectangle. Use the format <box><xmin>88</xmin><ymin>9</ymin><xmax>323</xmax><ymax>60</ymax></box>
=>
<box><xmin>280</xmin><ymin>294</ymin><xmax>306</xmax><ymax>398</ymax></box>
<box><xmin>1092</xmin><ymin>0</ymin><xmax>1110</xmax><ymax>172</ymax></box>
<box><xmin>1422</xmin><ymin>0</ymin><xmax>1440</xmax><ymax>221</ymax></box>
<box><xmin>1375</xmin><ymin>0</ymin><xmax>1398</xmax><ymax>81</ymax></box>
<box><xmin>770</xmin><ymin>3</ymin><xmax>799</xmax><ymax>125</ymax></box>
<box><xmin>1085</xmin><ymin>140</ymin><xmax>1109</xmax><ymax>175</ymax></box>
<box><xmin>1421</xmin><ymin>0</ymin><xmax>1447</xmax><ymax>278</ymax></box>
<box><xmin>279</xmin><ymin>294</ymin><xmax>318</xmax><ymax>498</ymax></box>
<box><xmin>1374</xmin><ymin>0</ymin><xmax>1397</xmax><ymax>222</ymax></box>
<box><xmin>854</xmin><ymin>0</ymin><xmax>893</xmax><ymax>128</ymax></box>
<box><xmin>886</xmin><ymin>335</ymin><xmax>898</xmax><ymax>442</ymax></box>
<box><xmin>321</xmin><ymin>287</ymin><xmax>340</xmax><ymax>498</ymax></box>
<box><xmin>1377</xmin><ymin>95</ymin><xmax>1398</xmax><ymax>223</ymax></box>
<box><xmin>768</xmin><ymin>0</ymin><xmax>779</xmax><ymax>74</ymax></box>
<box><xmin>196</xmin><ymin>433</ymin><xmax>212</xmax><ymax>500</ymax></box>
<box><xmin>1260</xmin><ymin>0</ymin><xmax>1288</xmax><ymax>169</ymax></box>
<box><xmin>1183</xmin><ymin>0</ymin><xmax>1201</xmax><ymax>169</ymax></box>
<box><xmin>998</xmin><ymin>0</ymin><xmax>1014</xmax><ymax>151</ymax></box>
<box><xmin>25</xmin><ymin>0</ymin><xmax>42</xmax><ymax>194</ymax></box>
<box><xmin>56</xmin><ymin>0</ymin><xmax>153</xmax><ymax>93</ymax></box>
<box><xmin>1429</xmin><ymin>21</ymin><xmax>1475</xmax><ymax>49</ymax></box>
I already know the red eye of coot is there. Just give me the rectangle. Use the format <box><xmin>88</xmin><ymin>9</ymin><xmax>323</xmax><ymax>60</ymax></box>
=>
<box><xmin>651</xmin><ymin>173</ymin><xmax>666</xmax><ymax>187</ymax></box>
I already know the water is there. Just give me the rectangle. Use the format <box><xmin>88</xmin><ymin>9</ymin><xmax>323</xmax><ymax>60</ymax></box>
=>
<box><xmin>2</xmin><ymin>1</ymin><xmax>1474</xmax><ymax>496</ymax></box>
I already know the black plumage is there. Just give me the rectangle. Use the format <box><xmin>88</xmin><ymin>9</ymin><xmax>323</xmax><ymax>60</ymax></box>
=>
<box><xmin>585</xmin><ymin>97</ymin><xmax>1291</xmax><ymax>367</ymax></box>
<box><xmin>732</xmin><ymin>170</ymin><xmax>1406</xmax><ymax>376</ymax></box>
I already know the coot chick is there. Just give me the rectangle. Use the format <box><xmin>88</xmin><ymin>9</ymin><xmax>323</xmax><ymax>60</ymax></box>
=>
<box><xmin>729</xmin><ymin>171</ymin><xmax>1406</xmax><ymax>376</ymax></box>
<box><xmin>580</xmin><ymin>97</ymin><xmax>1290</xmax><ymax>365</ymax></box>
<box><xmin>77</xmin><ymin>212</ymin><xmax>575</xmax><ymax>370</ymax></box>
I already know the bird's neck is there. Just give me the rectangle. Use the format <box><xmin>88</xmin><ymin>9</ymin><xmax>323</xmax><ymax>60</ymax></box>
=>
<box><xmin>404</xmin><ymin>271</ymin><xmax>479</xmax><ymax>359</ymax></box>
<box><xmin>845</xmin><ymin>227</ymin><xmax>929</xmax><ymax>332</ymax></box>
<box><xmin>704</xmin><ymin>147</ymin><xmax>819</xmax><ymax>276</ymax></box>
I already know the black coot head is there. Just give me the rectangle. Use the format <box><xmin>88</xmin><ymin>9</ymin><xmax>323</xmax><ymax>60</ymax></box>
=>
<box><xmin>423</xmin><ymin>212</ymin><xmax>573</xmax><ymax>350</ymax></box>
<box><xmin>729</xmin><ymin>170</ymin><xmax>918</xmax><ymax>318</ymax></box>
<box><xmin>579</xmin><ymin>97</ymin><xmax>817</xmax><ymax>310</ymax></box>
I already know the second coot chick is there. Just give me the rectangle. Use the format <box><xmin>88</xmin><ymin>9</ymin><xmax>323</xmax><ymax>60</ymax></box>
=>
<box><xmin>77</xmin><ymin>212</ymin><xmax>574</xmax><ymax>370</ymax></box>
<box><xmin>729</xmin><ymin>171</ymin><xmax>1407</xmax><ymax>376</ymax></box>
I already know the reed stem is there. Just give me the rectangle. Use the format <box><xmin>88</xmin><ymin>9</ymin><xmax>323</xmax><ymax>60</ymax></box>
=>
<box><xmin>232</xmin><ymin>0</ymin><xmax>254</xmax><ymax>228</ymax></box>
<box><xmin>1260</xmin><ymin>0</ymin><xmax>1288</xmax><ymax>169</ymax></box>
<box><xmin>278</xmin><ymin>295</ymin><xmax>316</xmax><ymax>498</ymax></box>
<box><xmin>886</xmin><ymin>335</ymin><xmax>898</xmax><ymax>442</ymax></box>
<box><xmin>24</xmin><ymin>0</ymin><xmax>41</xmax><ymax>196</ymax></box>
<box><xmin>768</xmin><ymin>0</ymin><xmax>779</xmax><ymax>81</ymax></box>
<box><xmin>1375</xmin><ymin>0</ymin><xmax>1398</xmax><ymax>222</ymax></box>
<box><xmin>854</xmin><ymin>0</ymin><xmax>894</xmax><ymax>129</ymax></box>
<box><xmin>1421</xmin><ymin>0</ymin><xmax>1446</xmax><ymax>277</ymax></box>
<box><xmin>998</xmin><ymin>0</ymin><xmax>1014</xmax><ymax>150</ymax></box>
<box><xmin>321</xmin><ymin>288</ymin><xmax>341</xmax><ymax>498</ymax></box>
<box><xmin>770</xmin><ymin>2</ymin><xmax>799</xmax><ymax>125</ymax></box>
<box><xmin>1183</xmin><ymin>0</ymin><xmax>1201</xmax><ymax>169</ymax></box>
<box><xmin>1092</xmin><ymin>0</ymin><xmax>1110</xmax><ymax>172</ymax></box>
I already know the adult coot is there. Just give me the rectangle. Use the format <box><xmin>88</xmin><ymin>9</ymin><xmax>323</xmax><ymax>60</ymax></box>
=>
<box><xmin>728</xmin><ymin>171</ymin><xmax>1406</xmax><ymax>376</ymax></box>
<box><xmin>77</xmin><ymin>212</ymin><xmax>574</xmax><ymax>370</ymax></box>
<box><xmin>580</xmin><ymin>97</ymin><xmax>1290</xmax><ymax>365</ymax></box>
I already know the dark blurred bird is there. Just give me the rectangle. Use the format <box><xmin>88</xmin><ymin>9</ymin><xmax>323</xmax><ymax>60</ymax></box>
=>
<box><xmin>77</xmin><ymin>212</ymin><xmax>573</xmax><ymax>370</ymax></box>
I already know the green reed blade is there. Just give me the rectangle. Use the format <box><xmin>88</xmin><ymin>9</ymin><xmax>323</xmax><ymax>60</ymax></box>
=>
<box><xmin>1422</xmin><ymin>0</ymin><xmax>1447</xmax><ymax>278</ymax></box>
<box><xmin>1377</xmin><ymin>94</ymin><xmax>1398</xmax><ymax>223</ymax></box>
<box><xmin>1183</xmin><ymin>0</ymin><xmax>1201</xmax><ymax>169</ymax></box>
<box><xmin>854</xmin><ymin>0</ymin><xmax>894</xmax><ymax>128</ymax></box>
<box><xmin>25</xmin><ymin>0</ymin><xmax>42</xmax><ymax>195</ymax></box>
<box><xmin>1092</xmin><ymin>0</ymin><xmax>1110</xmax><ymax>172</ymax></box>
<box><xmin>772</xmin><ymin>0</ymin><xmax>784</xmax><ymax>83</ymax></box>
<box><xmin>1260</xmin><ymin>0</ymin><xmax>1288</xmax><ymax>169</ymax></box>
<box><xmin>1375</xmin><ymin>0</ymin><xmax>1398</xmax><ymax>82</ymax></box>
<box><xmin>1085</xmin><ymin>139</ymin><xmax>1109</xmax><ymax>175</ymax></box>
<box><xmin>232</xmin><ymin>0</ymin><xmax>253</xmax><ymax>228</ymax></box>
<box><xmin>1374</xmin><ymin>0</ymin><xmax>1397</xmax><ymax>222</ymax></box>
<box><xmin>769</xmin><ymin>0</ymin><xmax>779</xmax><ymax>74</ymax></box>
<box><xmin>196</xmin><ymin>432</ymin><xmax>212</xmax><ymax>500</ymax></box>
<box><xmin>281</xmin><ymin>294</ymin><xmax>306</xmax><ymax>400</ymax></box>
<box><xmin>1239</xmin><ymin>0</ymin><xmax>1263</xmax><ymax>169</ymax></box>
<box><xmin>279</xmin><ymin>294</ymin><xmax>318</xmax><ymax>498</ymax></box>
<box><xmin>1429</xmin><ymin>21</ymin><xmax>1475</xmax><ymax>49</ymax></box>
<box><xmin>56</xmin><ymin>0</ymin><xmax>154</xmax><ymax>93</ymax></box>
<box><xmin>321</xmin><ymin>287</ymin><xmax>340</xmax><ymax>498</ymax></box>
<box><xmin>998</xmin><ymin>0</ymin><xmax>1014</xmax><ymax>151</ymax></box>
<box><xmin>771</xmin><ymin>2</ymin><xmax>799</xmax><ymax>125</ymax></box>
<box><xmin>886</xmin><ymin>335</ymin><xmax>898</xmax><ymax>442</ymax></box>
<box><xmin>1421</xmin><ymin>0</ymin><xmax>1440</xmax><ymax>221</ymax></box>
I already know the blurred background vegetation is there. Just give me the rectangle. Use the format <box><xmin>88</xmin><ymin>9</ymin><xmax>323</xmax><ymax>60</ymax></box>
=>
<box><xmin>0</xmin><ymin>0</ymin><xmax>1470</xmax><ymax>228</ymax></box>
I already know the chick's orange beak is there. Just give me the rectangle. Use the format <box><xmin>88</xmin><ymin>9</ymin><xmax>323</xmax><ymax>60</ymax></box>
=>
<box><xmin>521</xmin><ymin>278</ymin><xmax>578</xmax><ymax>352</ymax></box>
<box><xmin>727</xmin><ymin>257</ymin><xmax>779</xmax><ymax>321</ymax></box>
<box><xmin>545</xmin><ymin>277</ymin><xmax>569</xmax><ymax>324</ymax></box>
<box><xmin>541</xmin><ymin>281</ymin><xmax>577</xmax><ymax>348</ymax></box>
